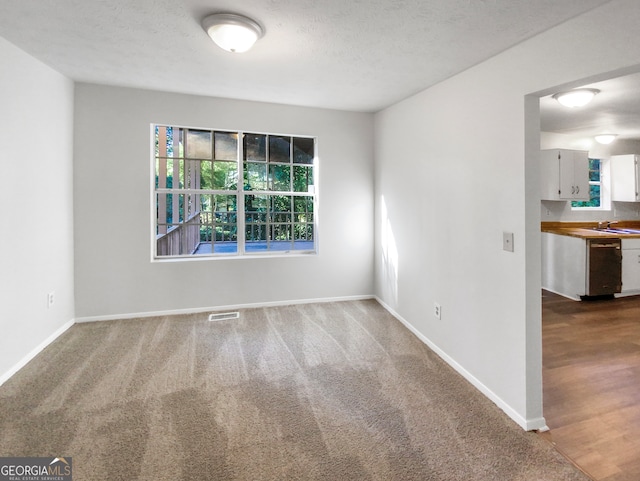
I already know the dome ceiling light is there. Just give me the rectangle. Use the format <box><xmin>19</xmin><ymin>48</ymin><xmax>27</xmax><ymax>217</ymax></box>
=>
<box><xmin>202</xmin><ymin>13</ymin><xmax>264</xmax><ymax>53</ymax></box>
<box><xmin>594</xmin><ymin>134</ymin><xmax>617</xmax><ymax>145</ymax></box>
<box><xmin>552</xmin><ymin>88</ymin><xmax>600</xmax><ymax>108</ymax></box>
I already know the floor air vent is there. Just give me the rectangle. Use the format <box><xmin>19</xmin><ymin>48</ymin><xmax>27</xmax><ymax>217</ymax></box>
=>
<box><xmin>208</xmin><ymin>311</ymin><xmax>240</xmax><ymax>322</ymax></box>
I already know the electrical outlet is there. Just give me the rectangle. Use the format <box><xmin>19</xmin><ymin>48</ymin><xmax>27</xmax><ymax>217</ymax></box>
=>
<box><xmin>434</xmin><ymin>302</ymin><xmax>442</xmax><ymax>320</ymax></box>
<box><xmin>47</xmin><ymin>291</ymin><xmax>55</xmax><ymax>308</ymax></box>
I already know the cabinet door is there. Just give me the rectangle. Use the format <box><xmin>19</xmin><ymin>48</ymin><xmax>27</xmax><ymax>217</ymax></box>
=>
<box><xmin>622</xmin><ymin>249</ymin><xmax>640</xmax><ymax>292</ymax></box>
<box><xmin>540</xmin><ymin>149</ymin><xmax>589</xmax><ymax>201</ymax></box>
<box><xmin>559</xmin><ymin>153</ymin><xmax>575</xmax><ymax>199</ymax></box>
<box><xmin>571</xmin><ymin>151</ymin><xmax>590</xmax><ymax>201</ymax></box>
<box><xmin>540</xmin><ymin>150</ymin><xmax>562</xmax><ymax>200</ymax></box>
<box><xmin>611</xmin><ymin>155</ymin><xmax>639</xmax><ymax>202</ymax></box>
<box><xmin>541</xmin><ymin>232</ymin><xmax>586</xmax><ymax>299</ymax></box>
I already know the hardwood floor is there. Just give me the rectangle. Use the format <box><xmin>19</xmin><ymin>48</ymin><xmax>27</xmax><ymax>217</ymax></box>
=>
<box><xmin>542</xmin><ymin>290</ymin><xmax>640</xmax><ymax>481</ymax></box>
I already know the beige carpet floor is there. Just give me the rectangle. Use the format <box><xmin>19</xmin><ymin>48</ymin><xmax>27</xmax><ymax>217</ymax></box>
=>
<box><xmin>0</xmin><ymin>299</ymin><xmax>589</xmax><ymax>480</ymax></box>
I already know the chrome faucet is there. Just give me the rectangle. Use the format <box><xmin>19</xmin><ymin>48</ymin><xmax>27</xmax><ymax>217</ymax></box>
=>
<box><xmin>597</xmin><ymin>220</ymin><xmax>618</xmax><ymax>230</ymax></box>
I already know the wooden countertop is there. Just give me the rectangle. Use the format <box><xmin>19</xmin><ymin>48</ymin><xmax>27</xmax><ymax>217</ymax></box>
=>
<box><xmin>541</xmin><ymin>221</ymin><xmax>640</xmax><ymax>239</ymax></box>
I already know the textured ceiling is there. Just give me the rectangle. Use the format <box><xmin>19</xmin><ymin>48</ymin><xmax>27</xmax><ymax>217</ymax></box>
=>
<box><xmin>0</xmin><ymin>0</ymin><xmax>612</xmax><ymax>112</ymax></box>
<box><xmin>541</xmin><ymin>72</ymin><xmax>640</xmax><ymax>143</ymax></box>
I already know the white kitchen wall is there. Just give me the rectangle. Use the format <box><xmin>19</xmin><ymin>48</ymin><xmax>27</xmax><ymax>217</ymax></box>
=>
<box><xmin>0</xmin><ymin>38</ymin><xmax>75</xmax><ymax>382</ymax></box>
<box><xmin>73</xmin><ymin>84</ymin><xmax>374</xmax><ymax>319</ymax></box>
<box><xmin>374</xmin><ymin>0</ymin><xmax>640</xmax><ymax>430</ymax></box>
<box><xmin>542</xmin><ymin>199</ymin><xmax>640</xmax><ymax>223</ymax></box>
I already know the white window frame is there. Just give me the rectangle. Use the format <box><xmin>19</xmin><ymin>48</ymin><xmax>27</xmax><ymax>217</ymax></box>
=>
<box><xmin>151</xmin><ymin>124</ymin><xmax>318</xmax><ymax>260</ymax></box>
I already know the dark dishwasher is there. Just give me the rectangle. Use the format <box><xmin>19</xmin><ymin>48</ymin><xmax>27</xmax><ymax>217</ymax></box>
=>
<box><xmin>586</xmin><ymin>238</ymin><xmax>622</xmax><ymax>296</ymax></box>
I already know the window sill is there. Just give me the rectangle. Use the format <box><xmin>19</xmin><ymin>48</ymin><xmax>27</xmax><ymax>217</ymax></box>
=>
<box><xmin>152</xmin><ymin>251</ymin><xmax>318</xmax><ymax>263</ymax></box>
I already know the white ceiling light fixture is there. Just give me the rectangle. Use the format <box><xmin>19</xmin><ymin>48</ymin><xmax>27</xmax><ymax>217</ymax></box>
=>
<box><xmin>594</xmin><ymin>134</ymin><xmax>618</xmax><ymax>144</ymax></box>
<box><xmin>202</xmin><ymin>13</ymin><xmax>264</xmax><ymax>53</ymax></box>
<box><xmin>552</xmin><ymin>88</ymin><xmax>600</xmax><ymax>108</ymax></box>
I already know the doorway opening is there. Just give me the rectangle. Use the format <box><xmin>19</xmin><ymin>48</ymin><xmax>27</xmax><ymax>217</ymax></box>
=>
<box><xmin>535</xmin><ymin>70</ymin><xmax>640</xmax><ymax>480</ymax></box>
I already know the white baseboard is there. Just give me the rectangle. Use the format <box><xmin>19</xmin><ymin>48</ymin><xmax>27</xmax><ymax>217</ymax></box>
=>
<box><xmin>536</xmin><ymin>423</ymin><xmax>550</xmax><ymax>432</ymax></box>
<box><xmin>375</xmin><ymin>296</ymin><xmax>546</xmax><ymax>432</ymax></box>
<box><xmin>541</xmin><ymin>286</ymin><xmax>581</xmax><ymax>301</ymax></box>
<box><xmin>615</xmin><ymin>291</ymin><xmax>640</xmax><ymax>298</ymax></box>
<box><xmin>75</xmin><ymin>294</ymin><xmax>375</xmax><ymax>323</ymax></box>
<box><xmin>0</xmin><ymin>319</ymin><xmax>75</xmax><ymax>387</ymax></box>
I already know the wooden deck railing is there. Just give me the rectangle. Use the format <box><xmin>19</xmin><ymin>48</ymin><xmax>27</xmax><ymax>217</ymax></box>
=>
<box><xmin>156</xmin><ymin>212</ymin><xmax>201</xmax><ymax>256</ymax></box>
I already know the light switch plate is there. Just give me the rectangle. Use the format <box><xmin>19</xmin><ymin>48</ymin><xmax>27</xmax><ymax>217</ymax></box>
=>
<box><xmin>503</xmin><ymin>232</ymin><xmax>514</xmax><ymax>252</ymax></box>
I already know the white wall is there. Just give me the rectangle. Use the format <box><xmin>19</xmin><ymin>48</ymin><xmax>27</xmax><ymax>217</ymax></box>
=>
<box><xmin>73</xmin><ymin>84</ymin><xmax>374</xmax><ymax>318</ymax></box>
<box><xmin>0</xmin><ymin>37</ymin><xmax>75</xmax><ymax>381</ymax></box>
<box><xmin>374</xmin><ymin>0</ymin><xmax>640</xmax><ymax>430</ymax></box>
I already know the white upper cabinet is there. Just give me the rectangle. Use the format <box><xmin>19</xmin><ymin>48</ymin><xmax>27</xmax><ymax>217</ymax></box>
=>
<box><xmin>611</xmin><ymin>154</ymin><xmax>640</xmax><ymax>202</ymax></box>
<box><xmin>540</xmin><ymin>149</ymin><xmax>590</xmax><ymax>201</ymax></box>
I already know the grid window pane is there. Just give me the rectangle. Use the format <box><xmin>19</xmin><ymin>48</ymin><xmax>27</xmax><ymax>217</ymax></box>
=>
<box><xmin>156</xmin><ymin>157</ymin><xmax>185</xmax><ymax>189</ymax></box>
<box><xmin>244</xmin><ymin>133</ymin><xmax>266</xmax><ymax>162</ymax></box>
<box><xmin>293</xmin><ymin>165</ymin><xmax>313</xmax><ymax>192</ymax></box>
<box><xmin>213</xmin><ymin>161</ymin><xmax>238</xmax><ymax>190</ymax></box>
<box><xmin>156</xmin><ymin>192</ymin><xmax>185</xmax><ymax>224</ymax></box>
<box><xmin>590</xmin><ymin>184</ymin><xmax>601</xmax><ymax>206</ymax></box>
<box><xmin>213</xmin><ymin>195</ymin><xmax>238</xmax><ymax>243</ymax></box>
<box><xmin>244</xmin><ymin>194</ymin><xmax>296</xmax><ymax>252</ymax></box>
<box><xmin>214</xmin><ymin>132</ymin><xmax>238</xmax><ymax>161</ymax></box>
<box><xmin>186</xmin><ymin>130</ymin><xmax>212</xmax><ymax>159</ymax></box>
<box><xmin>183</xmin><ymin>160</ymin><xmax>198</xmax><ymax>189</ymax></box>
<box><xmin>245</xmin><ymin>193</ymin><xmax>267</xmax><ymax>246</ymax></box>
<box><xmin>269</xmin><ymin>136</ymin><xmax>291</xmax><ymax>163</ymax></box>
<box><xmin>589</xmin><ymin>159</ymin><xmax>601</xmax><ymax>182</ymax></box>
<box><xmin>156</xmin><ymin>126</ymin><xmax>182</xmax><ymax>158</ymax></box>
<box><xmin>293</xmin><ymin>137</ymin><xmax>314</xmax><ymax>164</ymax></box>
<box><xmin>199</xmin><ymin>160</ymin><xmax>213</xmax><ymax>190</ymax></box>
<box><xmin>244</xmin><ymin>162</ymin><xmax>268</xmax><ymax>191</ymax></box>
<box><xmin>271</xmin><ymin>224</ymin><xmax>292</xmax><ymax>246</ymax></box>
<box><xmin>294</xmin><ymin>197</ymin><xmax>314</xmax><ymax>222</ymax></box>
<box><xmin>167</xmin><ymin>127</ymin><xmax>181</xmax><ymax>158</ymax></box>
<box><xmin>269</xmin><ymin>164</ymin><xmax>291</xmax><ymax>191</ymax></box>
<box><xmin>197</xmin><ymin>194</ymin><xmax>238</xmax><ymax>254</ymax></box>
<box><xmin>156</xmin><ymin>158</ymin><xmax>167</xmax><ymax>188</ymax></box>
<box><xmin>245</xmin><ymin>195</ymin><xmax>267</xmax><ymax>224</ymax></box>
<box><xmin>270</xmin><ymin>195</ymin><xmax>292</xmax><ymax>223</ymax></box>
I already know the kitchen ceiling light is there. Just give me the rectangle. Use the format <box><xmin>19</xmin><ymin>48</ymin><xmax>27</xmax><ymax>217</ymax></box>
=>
<box><xmin>202</xmin><ymin>13</ymin><xmax>263</xmax><ymax>53</ymax></box>
<box><xmin>594</xmin><ymin>134</ymin><xmax>617</xmax><ymax>144</ymax></box>
<box><xmin>552</xmin><ymin>88</ymin><xmax>600</xmax><ymax>108</ymax></box>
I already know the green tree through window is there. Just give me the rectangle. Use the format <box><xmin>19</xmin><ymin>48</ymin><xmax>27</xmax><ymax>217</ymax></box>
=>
<box><xmin>572</xmin><ymin>158</ymin><xmax>601</xmax><ymax>208</ymax></box>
